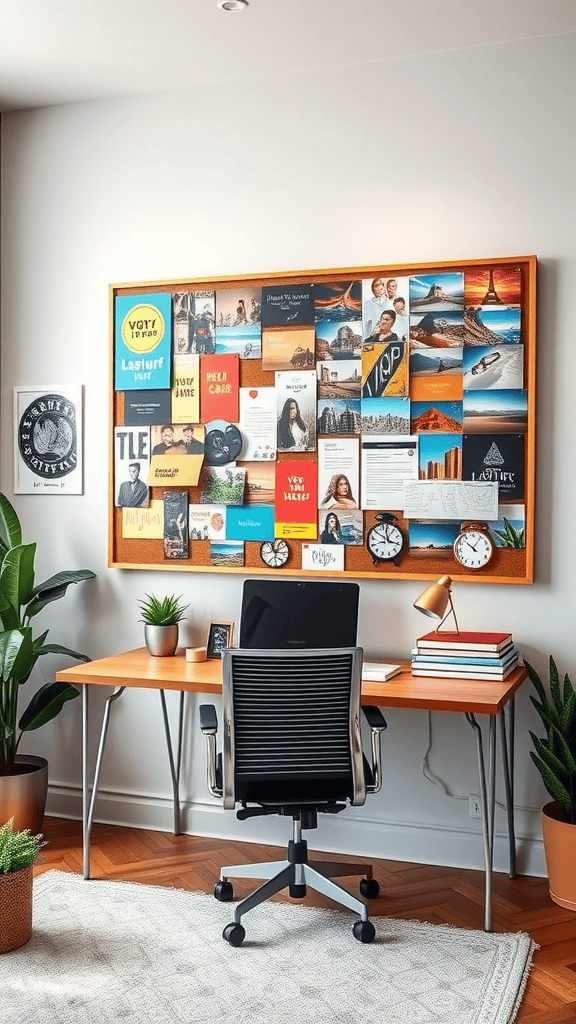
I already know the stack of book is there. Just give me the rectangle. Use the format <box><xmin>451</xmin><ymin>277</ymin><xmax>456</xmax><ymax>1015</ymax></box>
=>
<box><xmin>411</xmin><ymin>630</ymin><xmax>519</xmax><ymax>680</ymax></box>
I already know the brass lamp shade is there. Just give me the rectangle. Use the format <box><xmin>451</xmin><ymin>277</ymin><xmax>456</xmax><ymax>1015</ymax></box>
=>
<box><xmin>413</xmin><ymin>575</ymin><xmax>459</xmax><ymax>632</ymax></box>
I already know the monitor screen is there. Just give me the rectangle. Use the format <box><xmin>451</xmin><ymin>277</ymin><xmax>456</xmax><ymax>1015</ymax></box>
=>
<box><xmin>239</xmin><ymin>579</ymin><xmax>359</xmax><ymax>650</ymax></box>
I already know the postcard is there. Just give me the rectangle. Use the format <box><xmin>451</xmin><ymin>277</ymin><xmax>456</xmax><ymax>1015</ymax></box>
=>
<box><xmin>408</xmin><ymin>521</ymin><xmax>459</xmax><ymax>557</ymax></box>
<box><xmin>315</xmin><ymin>320</ymin><xmax>363</xmax><ymax>362</ymax></box>
<box><xmin>411</xmin><ymin>400</ymin><xmax>462</xmax><ymax>433</ymax></box>
<box><xmin>124</xmin><ymin>389</ymin><xmax>171</xmax><ymax>427</ymax></box>
<box><xmin>360</xmin><ymin>397</ymin><xmax>410</xmax><ymax>435</ymax></box>
<box><xmin>403</xmin><ymin>480</ymin><xmax>499</xmax><ymax>521</ymax></box>
<box><xmin>226</xmin><ymin>505</ymin><xmax>275</xmax><ymax>542</ymax></box>
<box><xmin>319</xmin><ymin>507</ymin><xmax>363</xmax><ymax>546</ymax></box>
<box><xmin>418</xmin><ymin>434</ymin><xmax>462</xmax><ymax>480</ymax></box>
<box><xmin>190</xmin><ymin>290</ymin><xmax>216</xmax><ymax>354</ymax></box>
<box><xmin>209</xmin><ymin>541</ymin><xmax>244</xmax><ymax>568</ymax></box>
<box><xmin>115</xmin><ymin>292</ymin><xmax>172</xmax><ymax>391</ymax></box>
<box><xmin>313</xmin><ymin>281</ymin><xmax>362</xmax><ymax>324</ymax></box>
<box><xmin>301</xmin><ymin>543</ymin><xmax>344</xmax><ymax>572</ymax></box>
<box><xmin>362</xmin><ymin>275</ymin><xmax>410</xmax><ymax>341</ymax></box>
<box><xmin>465</xmin><ymin>266</ymin><xmax>522</xmax><ymax>307</ymax></box>
<box><xmin>238</xmin><ymin>461</ymin><xmax>275</xmax><ymax>506</ymax></box>
<box><xmin>317</xmin><ymin>398</ymin><xmax>361</xmax><ymax>435</ymax></box>
<box><xmin>409</xmin><ymin>311</ymin><xmax>465</xmax><ymax>349</ymax></box>
<box><xmin>173</xmin><ymin>291</ymin><xmax>194</xmax><ymax>355</ymax></box>
<box><xmin>410</xmin><ymin>272</ymin><xmax>464</xmax><ymax>311</ymax></box>
<box><xmin>462</xmin><ymin>433</ymin><xmax>524</xmax><ymax>500</ymax></box>
<box><xmin>216</xmin><ymin>286</ymin><xmax>262</xmax><ymax>330</ymax></box>
<box><xmin>488</xmin><ymin>504</ymin><xmax>525</xmax><ymax>548</ymax></box>
<box><xmin>114</xmin><ymin>426</ymin><xmax>150</xmax><ymax>507</ymax></box>
<box><xmin>462</xmin><ymin>306</ymin><xmax>521</xmax><ymax>347</ymax></box>
<box><xmin>462</xmin><ymin>345</ymin><xmax>524</xmax><ymax>391</ymax></box>
<box><xmin>318</xmin><ymin>437</ymin><xmax>359</xmax><ymax>511</ymax></box>
<box><xmin>188</xmin><ymin>504</ymin><xmax>226</xmax><ymax>541</ymax></box>
<box><xmin>362</xmin><ymin>341</ymin><xmax>408</xmax><ymax>398</ymax></box>
<box><xmin>276</xmin><ymin>370</ymin><xmax>317</xmax><ymax>452</ymax></box>
<box><xmin>360</xmin><ymin>435</ymin><xmax>418</xmax><ymax>510</ymax></box>
<box><xmin>317</xmin><ymin>360</ymin><xmax>361</xmax><ymax>400</ymax></box>
<box><xmin>172</xmin><ymin>354</ymin><xmax>200</xmax><ymax>423</ymax></box>
<box><xmin>148</xmin><ymin>423</ymin><xmax>204</xmax><ymax>487</ymax></box>
<box><xmin>163</xmin><ymin>491</ymin><xmax>189</xmax><ymax>560</ymax></box>
<box><xmin>199</xmin><ymin>464</ymin><xmax>246</xmax><ymax>505</ymax></box>
<box><xmin>200</xmin><ymin>353</ymin><xmax>240</xmax><ymax>422</ymax></box>
<box><xmin>122</xmin><ymin>500</ymin><xmax>163</xmax><ymax>538</ymax></box>
<box><xmin>238</xmin><ymin>387</ymin><xmax>277</xmax><ymax>461</ymax></box>
<box><xmin>462</xmin><ymin>389</ymin><xmax>528</xmax><ymax>433</ymax></box>
<box><xmin>275</xmin><ymin>460</ymin><xmax>318</xmax><ymax>540</ymax></box>
<box><xmin>262</xmin><ymin>327</ymin><xmax>315</xmax><ymax>372</ymax></box>
<box><xmin>261</xmin><ymin>285</ymin><xmax>314</xmax><ymax>327</ymax></box>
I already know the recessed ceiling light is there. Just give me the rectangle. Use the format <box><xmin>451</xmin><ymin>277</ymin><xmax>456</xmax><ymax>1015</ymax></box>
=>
<box><xmin>217</xmin><ymin>0</ymin><xmax>248</xmax><ymax>10</ymax></box>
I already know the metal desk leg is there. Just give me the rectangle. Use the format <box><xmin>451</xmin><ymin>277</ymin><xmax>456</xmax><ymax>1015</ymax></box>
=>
<box><xmin>159</xmin><ymin>690</ymin><xmax>185</xmax><ymax>835</ymax></box>
<box><xmin>500</xmin><ymin>698</ymin><xmax>516</xmax><ymax>877</ymax></box>
<box><xmin>82</xmin><ymin>684</ymin><xmax>125</xmax><ymax>879</ymax></box>
<box><xmin>465</xmin><ymin>712</ymin><xmax>496</xmax><ymax>932</ymax></box>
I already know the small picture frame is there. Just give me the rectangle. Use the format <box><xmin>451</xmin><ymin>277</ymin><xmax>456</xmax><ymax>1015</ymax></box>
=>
<box><xmin>206</xmin><ymin>621</ymin><xmax>235</xmax><ymax>659</ymax></box>
<box><xmin>14</xmin><ymin>385</ymin><xmax>84</xmax><ymax>494</ymax></box>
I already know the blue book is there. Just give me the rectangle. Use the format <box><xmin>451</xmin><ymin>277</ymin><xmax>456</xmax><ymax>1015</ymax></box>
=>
<box><xmin>411</xmin><ymin>648</ymin><xmax>518</xmax><ymax>668</ymax></box>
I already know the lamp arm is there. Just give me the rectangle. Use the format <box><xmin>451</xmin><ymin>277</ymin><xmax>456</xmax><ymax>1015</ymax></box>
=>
<box><xmin>437</xmin><ymin>592</ymin><xmax>459</xmax><ymax>633</ymax></box>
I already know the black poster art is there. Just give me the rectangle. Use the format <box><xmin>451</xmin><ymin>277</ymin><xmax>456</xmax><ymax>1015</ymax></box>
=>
<box><xmin>260</xmin><ymin>285</ymin><xmax>314</xmax><ymax>327</ymax></box>
<box><xmin>124</xmin><ymin>389</ymin><xmax>171</xmax><ymax>427</ymax></box>
<box><xmin>163</xmin><ymin>491</ymin><xmax>189</xmax><ymax>559</ymax></box>
<box><xmin>462</xmin><ymin>433</ymin><xmax>524</xmax><ymax>500</ymax></box>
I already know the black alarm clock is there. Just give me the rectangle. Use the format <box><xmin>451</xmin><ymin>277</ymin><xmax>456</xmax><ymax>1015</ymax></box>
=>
<box><xmin>366</xmin><ymin>512</ymin><xmax>405</xmax><ymax>566</ymax></box>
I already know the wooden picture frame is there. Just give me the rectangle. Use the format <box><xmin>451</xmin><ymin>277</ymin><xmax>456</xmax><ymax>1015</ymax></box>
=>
<box><xmin>109</xmin><ymin>256</ymin><xmax>537</xmax><ymax>585</ymax></box>
<box><xmin>206</xmin><ymin>621</ymin><xmax>234</xmax><ymax>659</ymax></box>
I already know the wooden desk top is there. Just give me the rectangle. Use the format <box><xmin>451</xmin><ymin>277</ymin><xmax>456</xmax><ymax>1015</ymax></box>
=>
<box><xmin>57</xmin><ymin>648</ymin><xmax>526</xmax><ymax>716</ymax></box>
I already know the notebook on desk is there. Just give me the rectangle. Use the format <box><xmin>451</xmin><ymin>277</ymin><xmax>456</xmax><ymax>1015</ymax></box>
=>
<box><xmin>361</xmin><ymin>662</ymin><xmax>402</xmax><ymax>682</ymax></box>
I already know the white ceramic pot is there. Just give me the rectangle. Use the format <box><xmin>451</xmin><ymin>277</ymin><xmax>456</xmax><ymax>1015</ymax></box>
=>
<box><xmin>144</xmin><ymin>624</ymin><xmax>179</xmax><ymax>657</ymax></box>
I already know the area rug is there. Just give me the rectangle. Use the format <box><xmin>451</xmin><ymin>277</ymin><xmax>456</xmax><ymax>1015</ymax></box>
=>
<box><xmin>2</xmin><ymin>870</ymin><xmax>535</xmax><ymax>1024</ymax></box>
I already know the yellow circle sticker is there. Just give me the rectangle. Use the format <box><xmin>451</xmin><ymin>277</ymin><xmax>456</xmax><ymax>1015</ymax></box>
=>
<box><xmin>121</xmin><ymin>303</ymin><xmax>165</xmax><ymax>354</ymax></box>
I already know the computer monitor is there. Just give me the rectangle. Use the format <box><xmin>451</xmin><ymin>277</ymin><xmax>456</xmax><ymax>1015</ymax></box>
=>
<box><xmin>239</xmin><ymin>579</ymin><xmax>359</xmax><ymax>650</ymax></box>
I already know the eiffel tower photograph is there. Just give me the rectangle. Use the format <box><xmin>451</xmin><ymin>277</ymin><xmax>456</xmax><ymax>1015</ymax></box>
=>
<box><xmin>465</xmin><ymin>266</ymin><xmax>522</xmax><ymax>305</ymax></box>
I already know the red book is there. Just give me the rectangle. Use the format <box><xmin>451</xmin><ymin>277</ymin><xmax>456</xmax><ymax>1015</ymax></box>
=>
<box><xmin>417</xmin><ymin>630</ymin><xmax>512</xmax><ymax>653</ymax></box>
<box><xmin>275</xmin><ymin>460</ymin><xmax>318</xmax><ymax>540</ymax></box>
<box><xmin>200</xmin><ymin>354</ymin><xmax>239</xmax><ymax>422</ymax></box>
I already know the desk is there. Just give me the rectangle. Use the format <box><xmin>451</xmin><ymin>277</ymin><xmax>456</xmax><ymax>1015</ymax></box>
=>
<box><xmin>56</xmin><ymin>649</ymin><xmax>526</xmax><ymax>931</ymax></box>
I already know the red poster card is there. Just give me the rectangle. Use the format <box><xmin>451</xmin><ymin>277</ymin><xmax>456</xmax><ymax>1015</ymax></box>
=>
<box><xmin>200</xmin><ymin>354</ymin><xmax>239</xmax><ymax>422</ymax></box>
<box><xmin>275</xmin><ymin>460</ymin><xmax>318</xmax><ymax>539</ymax></box>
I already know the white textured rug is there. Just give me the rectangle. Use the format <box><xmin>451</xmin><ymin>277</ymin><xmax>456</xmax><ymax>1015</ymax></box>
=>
<box><xmin>3</xmin><ymin>871</ymin><xmax>535</xmax><ymax>1024</ymax></box>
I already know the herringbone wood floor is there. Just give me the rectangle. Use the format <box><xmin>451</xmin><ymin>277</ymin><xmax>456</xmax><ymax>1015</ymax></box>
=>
<box><xmin>35</xmin><ymin>816</ymin><xmax>576</xmax><ymax>1022</ymax></box>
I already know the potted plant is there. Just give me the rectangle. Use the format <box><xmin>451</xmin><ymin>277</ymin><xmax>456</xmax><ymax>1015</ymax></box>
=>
<box><xmin>526</xmin><ymin>655</ymin><xmax>576</xmax><ymax>910</ymax></box>
<box><xmin>0</xmin><ymin>492</ymin><xmax>96</xmax><ymax>833</ymax></box>
<box><xmin>0</xmin><ymin>817</ymin><xmax>45</xmax><ymax>953</ymax></box>
<box><xmin>139</xmin><ymin>593</ymin><xmax>188</xmax><ymax>657</ymax></box>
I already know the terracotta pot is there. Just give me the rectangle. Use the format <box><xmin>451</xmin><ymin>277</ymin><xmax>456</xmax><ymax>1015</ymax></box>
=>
<box><xmin>0</xmin><ymin>754</ymin><xmax>48</xmax><ymax>835</ymax></box>
<box><xmin>0</xmin><ymin>864</ymin><xmax>33</xmax><ymax>953</ymax></box>
<box><xmin>144</xmin><ymin>624</ymin><xmax>179</xmax><ymax>657</ymax></box>
<box><xmin>541</xmin><ymin>800</ymin><xmax>576</xmax><ymax>911</ymax></box>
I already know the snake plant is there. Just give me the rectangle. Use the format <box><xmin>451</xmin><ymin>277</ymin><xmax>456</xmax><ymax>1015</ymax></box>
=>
<box><xmin>526</xmin><ymin>656</ymin><xmax>576</xmax><ymax>823</ymax></box>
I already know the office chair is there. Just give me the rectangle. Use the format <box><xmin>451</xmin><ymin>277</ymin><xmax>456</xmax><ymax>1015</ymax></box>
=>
<box><xmin>199</xmin><ymin>647</ymin><xmax>387</xmax><ymax>946</ymax></box>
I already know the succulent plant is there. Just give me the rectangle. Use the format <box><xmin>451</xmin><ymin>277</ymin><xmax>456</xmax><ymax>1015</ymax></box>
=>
<box><xmin>138</xmin><ymin>593</ymin><xmax>189</xmax><ymax>626</ymax></box>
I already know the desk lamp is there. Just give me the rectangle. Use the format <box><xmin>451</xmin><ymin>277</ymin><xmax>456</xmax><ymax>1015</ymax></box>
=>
<box><xmin>413</xmin><ymin>575</ymin><xmax>459</xmax><ymax>633</ymax></box>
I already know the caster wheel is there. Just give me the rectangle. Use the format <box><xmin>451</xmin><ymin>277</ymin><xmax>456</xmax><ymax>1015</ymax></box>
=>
<box><xmin>223</xmin><ymin>923</ymin><xmax>245</xmax><ymax>947</ymax></box>
<box><xmin>353</xmin><ymin>920</ymin><xmax>376</xmax><ymax>944</ymax></box>
<box><xmin>359</xmin><ymin>878</ymin><xmax>380</xmax><ymax>899</ymax></box>
<box><xmin>214</xmin><ymin>880</ymin><xmax>234</xmax><ymax>902</ymax></box>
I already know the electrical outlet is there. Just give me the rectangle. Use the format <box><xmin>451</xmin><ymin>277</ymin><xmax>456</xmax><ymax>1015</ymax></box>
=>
<box><xmin>469</xmin><ymin>795</ymin><xmax>482</xmax><ymax>818</ymax></box>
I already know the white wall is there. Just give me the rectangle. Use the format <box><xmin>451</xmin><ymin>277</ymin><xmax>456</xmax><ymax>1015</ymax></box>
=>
<box><xmin>2</xmin><ymin>31</ymin><xmax>576</xmax><ymax>876</ymax></box>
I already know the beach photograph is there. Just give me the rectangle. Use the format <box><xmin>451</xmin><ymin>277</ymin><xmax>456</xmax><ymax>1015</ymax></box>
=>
<box><xmin>209</xmin><ymin>540</ymin><xmax>244</xmax><ymax>567</ymax></box>
<box><xmin>408</xmin><ymin>521</ymin><xmax>459</xmax><ymax>556</ymax></box>
<box><xmin>239</xmin><ymin>461</ymin><xmax>276</xmax><ymax>505</ymax></box>
<box><xmin>463</xmin><ymin>389</ymin><xmax>528</xmax><ymax>433</ymax></box>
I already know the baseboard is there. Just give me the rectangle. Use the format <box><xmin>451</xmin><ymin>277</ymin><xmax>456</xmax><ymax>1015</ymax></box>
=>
<box><xmin>46</xmin><ymin>783</ymin><xmax>547</xmax><ymax>878</ymax></box>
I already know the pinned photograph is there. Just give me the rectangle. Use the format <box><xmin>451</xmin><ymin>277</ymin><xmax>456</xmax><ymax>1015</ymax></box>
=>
<box><xmin>199</xmin><ymin>464</ymin><xmax>246</xmax><ymax>505</ymax></box>
<box><xmin>408</xmin><ymin>521</ymin><xmax>460</xmax><ymax>557</ymax></box>
<box><xmin>462</xmin><ymin>345</ymin><xmax>524</xmax><ymax>391</ymax></box>
<box><xmin>313</xmin><ymin>281</ymin><xmax>362</xmax><ymax>323</ymax></box>
<box><xmin>362</xmin><ymin>275</ymin><xmax>409</xmax><ymax>341</ymax></box>
<box><xmin>461</xmin><ymin>306</ymin><xmax>521</xmax><ymax>346</ymax></box>
<box><xmin>411</xmin><ymin>400</ymin><xmax>463</xmax><ymax>434</ymax></box>
<box><xmin>114</xmin><ymin>426</ymin><xmax>150</xmax><ymax>507</ymax></box>
<box><xmin>465</xmin><ymin>266</ymin><xmax>522</xmax><ymax>307</ymax></box>
<box><xmin>315</xmin><ymin>321</ymin><xmax>362</xmax><ymax>362</ymax></box>
<box><xmin>276</xmin><ymin>371</ymin><xmax>317</xmax><ymax>452</ymax></box>
<box><xmin>239</xmin><ymin>462</ymin><xmax>275</xmax><ymax>506</ymax></box>
<box><xmin>317</xmin><ymin>398</ymin><xmax>361</xmax><ymax>435</ymax></box>
<box><xmin>209</xmin><ymin>542</ymin><xmax>244</xmax><ymax>569</ymax></box>
<box><xmin>149</xmin><ymin>423</ymin><xmax>204</xmax><ymax>488</ymax></box>
<box><xmin>410</xmin><ymin>273</ymin><xmax>464</xmax><ymax>311</ymax></box>
<box><xmin>163</xmin><ymin>491</ymin><xmax>189</xmax><ymax>560</ymax></box>
<box><xmin>463</xmin><ymin>390</ymin><xmax>528</xmax><ymax>433</ymax></box>
<box><xmin>361</xmin><ymin>397</ymin><xmax>410</xmax><ymax>435</ymax></box>
<box><xmin>317</xmin><ymin>360</ymin><xmax>362</xmax><ymax>400</ymax></box>
<box><xmin>319</xmin><ymin>507</ymin><xmax>363</xmax><ymax>546</ymax></box>
<box><xmin>215</xmin><ymin>287</ymin><xmax>261</xmax><ymax>359</ymax></box>
<box><xmin>188</xmin><ymin>505</ymin><xmax>226</xmax><ymax>541</ymax></box>
<box><xmin>409</xmin><ymin>311</ymin><xmax>465</xmax><ymax>348</ymax></box>
<box><xmin>14</xmin><ymin>385</ymin><xmax>84</xmax><ymax>495</ymax></box>
<box><xmin>262</xmin><ymin>328</ymin><xmax>315</xmax><ymax>372</ymax></box>
<box><xmin>419</xmin><ymin>434</ymin><xmax>462</xmax><ymax>480</ymax></box>
<box><xmin>489</xmin><ymin>505</ymin><xmax>525</xmax><ymax>549</ymax></box>
<box><xmin>409</xmin><ymin>348</ymin><xmax>463</xmax><ymax>402</ymax></box>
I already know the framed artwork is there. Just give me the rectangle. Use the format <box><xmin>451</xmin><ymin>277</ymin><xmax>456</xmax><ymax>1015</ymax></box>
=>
<box><xmin>206</xmin><ymin>621</ymin><xmax>234</xmax><ymax>659</ymax></box>
<box><xmin>14</xmin><ymin>385</ymin><xmax>83</xmax><ymax>495</ymax></box>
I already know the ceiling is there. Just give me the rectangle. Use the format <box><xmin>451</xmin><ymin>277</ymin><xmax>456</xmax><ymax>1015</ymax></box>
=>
<box><xmin>1</xmin><ymin>0</ymin><xmax>575</xmax><ymax>113</ymax></box>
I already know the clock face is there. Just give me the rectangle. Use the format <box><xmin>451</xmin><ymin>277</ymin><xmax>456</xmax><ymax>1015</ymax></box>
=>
<box><xmin>260</xmin><ymin>539</ymin><xmax>289</xmax><ymax>568</ymax></box>
<box><xmin>367</xmin><ymin>522</ymin><xmax>404</xmax><ymax>562</ymax></box>
<box><xmin>453</xmin><ymin>529</ymin><xmax>494</xmax><ymax>569</ymax></box>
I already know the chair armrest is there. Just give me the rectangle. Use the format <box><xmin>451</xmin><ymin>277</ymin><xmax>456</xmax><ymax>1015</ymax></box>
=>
<box><xmin>199</xmin><ymin>704</ymin><xmax>222</xmax><ymax>798</ymax></box>
<box><xmin>362</xmin><ymin>705</ymin><xmax>387</xmax><ymax>795</ymax></box>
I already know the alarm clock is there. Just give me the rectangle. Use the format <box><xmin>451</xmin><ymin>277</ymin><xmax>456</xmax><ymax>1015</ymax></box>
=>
<box><xmin>259</xmin><ymin>539</ymin><xmax>290</xmax><ymax>568</ymax></box>
<box><xmin>366</xmin><ymin>513</ymin><xmax>405</xmax><ymax>566</ymax></box>
<box><xmin>453</xmin><ymin>522</ymin><xmax>495</xmax><ymax>570</ymax></box>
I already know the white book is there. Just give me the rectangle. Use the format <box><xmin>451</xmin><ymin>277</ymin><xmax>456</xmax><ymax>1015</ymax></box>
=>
<box><xmin>362</xmin><ymin>662</ymin><xmax>402</xmax><ymax>682</ymax></box>
<box><xmin>411</xmin><ymin>660</ymin><xmax>519</xmax><ymax>681</ymax></box>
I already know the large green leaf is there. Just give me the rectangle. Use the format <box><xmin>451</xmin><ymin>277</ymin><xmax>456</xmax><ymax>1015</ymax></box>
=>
<box><xmin>550</xmin><ymin>656</ymin><xmax>563</xmax><ymax>715</ymax></box>
<box><xmin>0</xmin><ymin>493</ymin><xmax>22</xmax><ymax>550</ymax></box>
<box><xmin>0</xmin><ymin>543</ymin><xmax>36</xmax><ymax>616</ymax></box>
<box><xmin>524</xmin><ymin>660</ymin><xmax>548</xmax><ymax>707</ymax></box>
<box><xmin>0</xmin><ymin>628</ymin><xmax>35</xmax><ymax>683</ymax></box>
<box><xmin>26</xmin><ymin>569</ymin><xmax>96</xmax><ymax>619</ymax></box>
<box><xmin>18</xmin><ymin>680</ymin><xmax>79</xmax><ymax>732</ymax></box>
<box><xmin>35</xmin><ymin>642</ymin><xmax>91</xmax><ymax>663</ymax></box>
<box><xmin>530</xmin><ymin>751</ymin><xmax>574</xmax><ymax>821</ymax></box>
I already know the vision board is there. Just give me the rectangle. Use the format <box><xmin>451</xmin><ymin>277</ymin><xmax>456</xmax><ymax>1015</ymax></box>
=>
<box><xmin>109</xmin><ymin>256</ymin><xmax>536</xmax><ymax>584</ymax></box>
